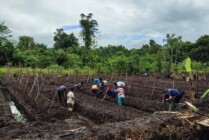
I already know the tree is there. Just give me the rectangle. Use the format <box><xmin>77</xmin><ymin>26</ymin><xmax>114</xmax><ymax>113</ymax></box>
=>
<box><xmin>79</xmin><ymin>13</ymin><xmax>99</xmax><ymax>49</ymax></box>
<box><xmin>190</xmin><ymin>35</ymin><xmax>209</xmax><ymax>62</ymax></box>
<box><xmin>178</xmin><ymin>41</ymin><xmax>195</xmax><ymax>61</ymax></box>
<box><xmin>17</xmin><ymin>36</ymin><xmax>35</xmax><ymax>50</ymax></box>
<box><xmin>163</xmin><ymin>34</ymin><xmax>183</xmax><ymax>74</ymax></box>
<box><xmin>0</xmin><ymin>21</ymin><xmax>13</xmax><ymax>65</ymax></box>
<box><xmin>0</xmin><ymin>21</ymin><xmax>12</xmax><ymax>41</ymax></box>
<box><xmin>0</xmin><ymin>41</ymin><xmax>14</xmax><ymax>65</ymax></box>
<box><xmin>149</xmin><ymin>40</ymin><xmax>162</xmax><ymax>54</ymax></box>
<box><xmin>54</xmin><ymin>28</ymin><xmax>79</xmax><ymax>50</ymax></box>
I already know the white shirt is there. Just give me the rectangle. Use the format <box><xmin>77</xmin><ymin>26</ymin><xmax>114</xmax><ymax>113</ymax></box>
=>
<box><xmin>67</xmin><ymin>91</ymin><xmax>75</xmax><ymax>105</ymax></box>
<box><xmin>117</xmin><ymin>81</ymin><xmax>125</xmax><ymax>87</ymax></box>
<box><xmin>103</xmin><ymin>80</ymin><xmax>108</xmax><ymax>86</ymax></box>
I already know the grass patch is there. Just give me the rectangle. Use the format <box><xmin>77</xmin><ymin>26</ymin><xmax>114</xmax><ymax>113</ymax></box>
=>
<box><xmin>0</xmin><ymin>66</ymin><xmax>96</xmax><ymax>76</ymax></box>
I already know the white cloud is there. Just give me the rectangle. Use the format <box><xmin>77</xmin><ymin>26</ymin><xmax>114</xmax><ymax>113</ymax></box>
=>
<box><xmin>1</xmin><ymin>0</ymin><xmax>209</xmax><ymax>48</ymax></box>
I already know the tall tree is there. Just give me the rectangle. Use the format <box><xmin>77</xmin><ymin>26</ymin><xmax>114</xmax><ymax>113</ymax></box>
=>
<box><xmin>163</xmin><ymin>34</ymin><xmax>182</xmax><ymax>73</ymax></box>
<box><xmin>79</xmin><ymin>13</ymin><xmax>99</xmax><ymax>49</ymax></box>
<box><xmin>0</xmin><ymin>21</ymin><xmax>12</xmax><ymax>41</ymax></box>
<box><xmin>54</xmin><ymin>28</ymin><xmax>79</xmax><ymax>50</ymax></box>
<box><xmin>0</xmin><ymin>21</ymin><xmax>13</xmax><ymax>65</ymax></box>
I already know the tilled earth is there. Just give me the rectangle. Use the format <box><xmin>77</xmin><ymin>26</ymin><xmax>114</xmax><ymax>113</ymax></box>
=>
<box><xmin>0</xmin><ymin>74</ymin><xmax>209</xmax><ymax>139</ymax></box>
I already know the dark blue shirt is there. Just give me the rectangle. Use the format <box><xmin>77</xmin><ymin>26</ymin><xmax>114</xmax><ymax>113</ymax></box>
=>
<box><xmin>106</xmin><ymin>89</ymin><xmax>116</xmax><ymax>98</ymax></box>
<box><xmin>167</xmin><ymin>89</ymin><xmax>181</xmax><ymax>97</ymax></box>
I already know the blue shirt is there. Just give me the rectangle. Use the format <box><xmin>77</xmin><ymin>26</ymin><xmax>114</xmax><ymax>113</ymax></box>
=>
<box><xmin>106</xmin><ymin>89</ymin><xmax>116</xmax><ymax>98</ymax></box>
<box><xmin>59</xmin><ymin>85</ymin><xmax>67</xmax><ymax>92</ymax></box>
<box><xmin>93</xmin><ymin>78</ymin><xmax>100</xmax><ymax>84</ymax></box>
<box><xmin>167</xmin><ymin>89</ymin><xmax>181</xmax><ymax>97</ymax></box>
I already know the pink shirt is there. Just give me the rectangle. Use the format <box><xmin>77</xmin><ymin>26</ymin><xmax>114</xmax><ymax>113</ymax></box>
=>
<box><xmin>116</xmin><ymin>87</ymin><xmax>125</xmax><ymax>97</ymax></box>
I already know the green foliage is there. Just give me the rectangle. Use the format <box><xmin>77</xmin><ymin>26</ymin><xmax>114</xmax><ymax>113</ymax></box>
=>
<box><xmin>54</xmin><ymin>28</ymin><xmax>79</xmax><ymax>50</ymax></box>
<box><xmin>80</xmin><ymin>13</ymin><xmax>99</xmax><ymax>49</ymax></box>
<box><xmin>12</xmin><ymin>49</ymin><xmax>27</xmax><ymax>66</ymax></box>
<box><xmin>62</xmin><ymin>53</ymin><xmax>82</xmax><ymax>69</ymax></box>
<box><xmin>0</xmin><ymin>67</ymin><xmax>6</xmax><ymax>75</ymax></box>
<box><xmin>190</xmin><ymin>35</ymin><xmax>209</xmax><ymax>62</ymax></box>
<box><xmin>2</xmin><ymin>20</ymin><xmax>209</xmax><ymax>75</ymax></box>
<box><xmin>163</xmin><ymin>34</ymin><xmax>183</xmax><ymax>74</ymax></box>
<box><xmin>0</xmin><ymin>41</ymin><xmax>14</xmax><ymax>65</ymax></box>
<box><xmin>17</xmin><ymin>36</ymin><xmax>35</xmax><ymax>50</ymax></box>
<box><xmin>0</xmin><ymin>21</ymin><xmax>12</xmax><ymax>40</ymax></box>
<box><xmin>0</xmin><ymin>22</ymin><xmax>14</xmax><ymax>65</ymax></box>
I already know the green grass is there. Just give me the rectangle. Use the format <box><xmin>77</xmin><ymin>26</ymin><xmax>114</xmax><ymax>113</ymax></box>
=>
<box><xmin>0</xmin><ymin>66</ymin><xmax>96</xmax><ymax>76</ymax></box>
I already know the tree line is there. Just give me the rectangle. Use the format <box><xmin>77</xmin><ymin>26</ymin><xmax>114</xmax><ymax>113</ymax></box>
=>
<box><xmin>1</xmin><ymin>13</ymin><xmax>209</xmax><ymax>74</ymax></box>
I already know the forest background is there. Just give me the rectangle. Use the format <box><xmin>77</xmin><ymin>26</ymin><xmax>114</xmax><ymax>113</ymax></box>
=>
<box><xmin>1</xmin><ymin>13</ymin><xmax>209</xmax><ymax>76</ymax></box>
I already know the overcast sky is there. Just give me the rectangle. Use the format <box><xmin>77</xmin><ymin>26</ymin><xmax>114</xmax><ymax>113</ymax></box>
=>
<box><xmin>1</xmin><ymin>0</ymin><xmax>209</xmax><ymax>49</ymax></box>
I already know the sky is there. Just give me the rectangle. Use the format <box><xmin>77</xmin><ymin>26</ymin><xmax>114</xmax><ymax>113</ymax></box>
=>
<box><xmin>1</xmin><ymin>0</ymin><xmax>209</xmax><ymax>49</ymax></box>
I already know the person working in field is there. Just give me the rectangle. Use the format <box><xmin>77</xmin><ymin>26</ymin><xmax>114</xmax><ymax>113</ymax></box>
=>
<box><xmin>91</xmin><ymin>83</ymin><xmax>99</xmax><ymax>97</ymax></box>
<box><xmin>57</xmin><ymin>85</ymin><xmax>68</xmax><ymax>104</ymax></box>
<box><xmin>114</xmin><ymin>81</ymin><xmax>126</xmax><ymax>88</ymax></box>
<box><xmin>92</xmin><ymin>77</ymin><xmax>101</xmax><ymax>84</ymax></box>
<box><xmin>98</xmin><ymin>77</ymin><xmax>106</xmax><ymax>94</ymax></box>
<box><xmin>103</xmin><ymin>80</ymin><xmax>108</xmax><ymax>86</ymax></box>
<box><xmin>163</xmin><ymin>89</ymin><xmax>185</xmax><ymax>111</ymax></box>
<box><xmin>116</xmin><ymin>84</ymin><xmax>125</xmax><ymax>105</ymax></box>
<box><xmin>102</xmin><ymin>85</ymin><xmax>117</xmax><ymax>102</ymax></box>
<box><xmin>67</xmin><ymin>88</ymin><xmax>76</xmax><ymax>112</ymax></box>
<box><xmin>74</xmin><ymin>81</ymin><xmax>84</xmax><ymax>91</ymax></box>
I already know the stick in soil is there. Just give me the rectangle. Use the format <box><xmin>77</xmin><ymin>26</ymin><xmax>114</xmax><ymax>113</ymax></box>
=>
<box><xmin>150</xmin><ymin>77</ymin><xmax>157</xmax><ymax>100</ymax></box>
<box><xmin>35</xmin><ymin>77</ymin><xmax>40</xmax><ymax>102</ymax></box>
<box><xmin>48</xmin><ymin>90</ymin><xmax>57</xmax><ymax>113</ymax></box>
<box><xmin>128</xmin><ymin>72</ymin><xmax>134</xmax><ymax>93</ymax></box>
<box><xmin>109</xmin><ymin>72</ymin><xmax>114</xmax><ymax>84</ymax></box>
<box><xmin>28</xmin><ymin>75</ymin><xmax>38</xmax><ymax>97</ymax></box>
<box><xmin>18</xmin><ymin>75</ymin><xmax>24</xmax><ymax>89</ymax></box>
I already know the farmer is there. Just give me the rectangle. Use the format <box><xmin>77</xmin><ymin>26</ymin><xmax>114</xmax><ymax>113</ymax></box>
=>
<box><xmin>91</xmin><ymin>83</ymin><xmax>99</xmax><ymax>97</ymax></box>
<box><xmin>103</xmin><ymin>80</ymin><xmax>108</xmax><ymax>86</ymax></box>
<box><xmin>57</xmin><ymin>85</ymin><xmax>68</xmax><ymax>104</ymax></box>
<box><xmin>114</xmin><ymin>81</ymin><xmax>126</xmax><ymax>88</ymax></box>
<box><xmin>74</xmin><ymin>81</ymin><xmax>84</xmax><ymax>91</ymax></box>
<box><xmin>102</xmin><ymin>86</ymin><xmax>117</xmax><ymax>101</ymax></box>
<box><xmin>98</xmin><ymin>77</ymin><xmax>105</xmax><ymax>94</ymax></box>
<box><xmin>116</xmin><ymin>85</ymin><xmax>125</xmax><ymax>105</ymax></box>
<box><xmin>92</xmin><ymin>77</ymin><xmax>100</xmax><ymax>84</ymax></box>
<box><xmin>163</xmin><ymin>89</ymin><xmax>185</xmax><ymax>111</ymax></box>
<box><xmin>67</xmin><ymin>88</ymin><xmax>76</xmax><ymax>112</ymax></box>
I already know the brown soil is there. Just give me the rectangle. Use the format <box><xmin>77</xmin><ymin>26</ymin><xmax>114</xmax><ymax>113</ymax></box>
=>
<box><xmin>0</xmin><ymin>74</ymin><xmax>209</xmax><ymax>139</ymax></box>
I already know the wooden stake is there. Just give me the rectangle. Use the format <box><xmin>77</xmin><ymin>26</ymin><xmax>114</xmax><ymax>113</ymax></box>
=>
<box><xmin>28</xmin><ymin>75</ymin><xmax>38</xmax><ymax>97</ymax></box>
<box><xmin>35</xmin><ymin>77</ymin><xmax>40</xmax><ymax>102</ymax></box>
<box><xmin>48</xmin><ymin>90</ymin><xmax>57</xmax><ymax>113</ymax></box>
<box><xmin>150</xmin><ymin>77</ymin><xmax>157</xmax><ymax>99</ymax></box>
<box><xmin>109</xmin><ymin>72</ymin><xmax>114</xmax><ymax>84</ymax></box>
